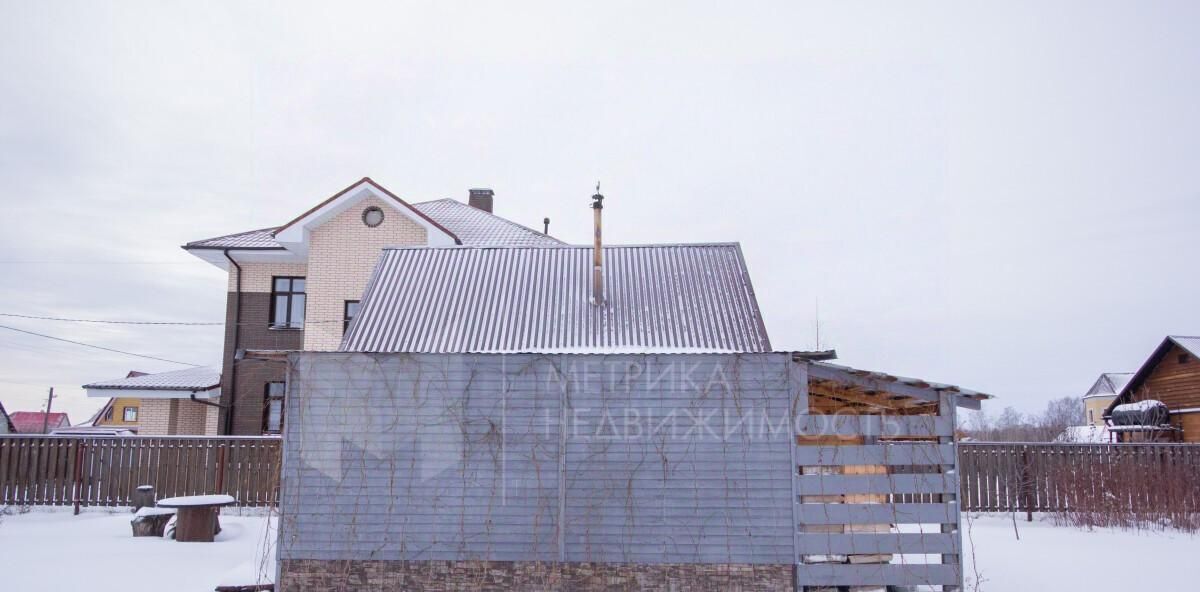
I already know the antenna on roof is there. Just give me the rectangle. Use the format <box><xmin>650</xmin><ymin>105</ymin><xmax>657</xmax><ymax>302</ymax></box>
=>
<box><xmin>591</xmin><ymin>182</ymin><xmax>604</xmax><ymax>304</ymax></box>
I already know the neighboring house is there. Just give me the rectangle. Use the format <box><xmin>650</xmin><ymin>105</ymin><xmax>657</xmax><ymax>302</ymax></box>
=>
<box><xmin>85</xmin><ymin>371</ymin><xmax>148</xmax><ymax>433</ymax></box>
<box><xmin>82</xmin><ymin>367</ymin><xmax>221</xmax><ymax>435</ymax></box>
<box><xmin>1105</xmin><ymin>336</ymin><xmax>1200</xmax><ymax>442</ymax></box>
<box><xmin>181</xmin><ymin>178</ymin><xmax>562</xmax><ymax>435</ymax></box>
<box><xmin>9</xmin><ymin>412</ymin><xmax>70</xmax><ymax>434</ymax></box>
<box><xmin>1082</xmin><ymin>372</ymin><xmax>1132</xmax><ymax>427</ymax></box>
<box><xmin>0</xmin><ymin>400</ymin><xmax>14</xmax><ymax>434</ymax></box>
<box><xmin>88</xmin><ymin>397</ymin><xmax>144</xmax><ymax>431</ymax></box>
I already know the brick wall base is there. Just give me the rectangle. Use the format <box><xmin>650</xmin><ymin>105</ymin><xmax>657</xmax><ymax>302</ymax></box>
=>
<box><xmin>278</xmin><ymin>560</ymin><xmax>794</xmax><ymax>591</ymax></box>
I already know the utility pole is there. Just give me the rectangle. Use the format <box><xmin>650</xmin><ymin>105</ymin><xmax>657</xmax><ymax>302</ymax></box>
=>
<box><xmin>41</xmin><ymin>387</ymin><xmax>54</xmax><ymax>434</ymax></box>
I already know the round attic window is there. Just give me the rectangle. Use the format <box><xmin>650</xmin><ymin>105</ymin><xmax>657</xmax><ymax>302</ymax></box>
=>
<box><xmin>362</xmin><ymin>206</ymin><xmax>384</xmax><ymax>227</ymax></box>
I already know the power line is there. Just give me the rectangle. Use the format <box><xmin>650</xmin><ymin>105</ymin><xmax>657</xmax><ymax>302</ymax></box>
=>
<box><xmin>0</xmin><ymin>324</ymin><xmax>201</xmax><ymax>366</ymax></box>
<box><xmin>0</xmin><ymin>313</ymin><xmax>223</xmax><ymax>326</ymax></box>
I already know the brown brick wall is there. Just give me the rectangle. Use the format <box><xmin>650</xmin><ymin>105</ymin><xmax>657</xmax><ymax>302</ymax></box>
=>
<box><xmin>221</xmin><ymin>291</ymin><xmax>303</xmax><ymax>435</ymax></box>
<box><xmin>278</xmin><ymin>560</ymin><xmax>794</xmax><ymax>592</ymax></box>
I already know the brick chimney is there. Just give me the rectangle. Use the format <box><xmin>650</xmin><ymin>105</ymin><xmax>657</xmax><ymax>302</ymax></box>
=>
<box><xmin>468</xmin><ymin>188</ymin><xmax>494</xmax><ymax>213</ymax></box>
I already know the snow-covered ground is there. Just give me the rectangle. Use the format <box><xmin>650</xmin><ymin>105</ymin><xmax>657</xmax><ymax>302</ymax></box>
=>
<box><xmin>962</xmin><ymin>513</ymin><xmax>1197</xmax><ymax>591</ymax></box>
<box><xmin>0</xmin><ymin>507</ymin><xmax>275</xmax><ymax>592</ymax></box>
<box><xmin>0</xmin><ymin>508</ymin><xmax>1196</xmax><ymax>591</ymax></box>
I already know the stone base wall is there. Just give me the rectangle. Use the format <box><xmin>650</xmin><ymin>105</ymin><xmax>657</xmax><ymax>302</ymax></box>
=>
<box><xmin>279</xmin><ymin>560</ymin><xmax>794</xmax><ymax>592</ymax></box>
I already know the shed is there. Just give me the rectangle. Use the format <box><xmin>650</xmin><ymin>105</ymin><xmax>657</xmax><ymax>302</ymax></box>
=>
<box><xmin>277</xmin><ymin>351</ymin><xmax>987</xmax><ymax>591</ymax></box>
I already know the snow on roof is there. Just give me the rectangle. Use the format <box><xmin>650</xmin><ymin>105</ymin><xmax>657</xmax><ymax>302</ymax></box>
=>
<box><xmin>183</xmin><ymin>227</ymin><xmax>282</xmax><ymax>250</ymax></box>
<box><xmin>83</xmin><ymin>366</ymin><xmax>220</xmax><ymax>391</ymax></box>
<box><xmin>341</xmin><ymin>243</ymin><xmax>772</xmax><ymax>353</ymax></box>
<box><xmin>184</xmin><ymin>198</ymin><xmax>559</xmax><ymax>249</ymax></box>
<box><xmin>1055</xmin><ymin>425</ymin><xmax>1111</xmax><ymax>443</ymax></box>
<box><xmin>1084</xmin><ymin>372</ymin><xmax>1133</xmax><ymax>398</ymax></box>
<box><xmin>1172</xmin><ymin>336</ymin><xmax>1200</xmax><ymax>358</ymax></box>
<box><xmin>9</xmin><ymin>412</ymin><xmax>71</xmax><ymax>433</ymax></box>
<box><xmin>411</xmin><ymin>199</ymin><xmax>563</xmax><ymax>246</ymax></box>
<box><xmin>1113</xmin><ymin>399</ymin><xmax>1165</xmax><ymax>413</ymax></box>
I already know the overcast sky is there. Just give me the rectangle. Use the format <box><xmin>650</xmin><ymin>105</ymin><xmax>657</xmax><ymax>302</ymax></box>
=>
<box><xmin>1</xmin><ymin>1</ymin><xmax>1198</xmax><ymax>423</ymax></box>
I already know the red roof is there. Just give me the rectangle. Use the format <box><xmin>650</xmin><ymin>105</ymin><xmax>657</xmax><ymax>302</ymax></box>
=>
<box><xmin>9</xmin><ymin>411</ymin><xmax>71</xmax><ymax>433</ymax></box>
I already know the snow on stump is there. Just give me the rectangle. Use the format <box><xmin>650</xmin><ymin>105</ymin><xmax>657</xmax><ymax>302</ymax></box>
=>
<box><xmin>131</xmin><ymin>485</ymin><xmax>156</xmax><ymax>513</ymax></box>
<box><xmin>131</xmin><ymin>507</ymin><xmax>175</xmax><ymax>537</ymax></box>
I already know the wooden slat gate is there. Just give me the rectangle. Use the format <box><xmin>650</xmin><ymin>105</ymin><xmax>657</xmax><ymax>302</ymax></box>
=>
<box><xmin>0</xmin><ymin>436</ymin><xmax>280</xmax><ymax>508</ymax></box>
<box><xmin>792</xmin><ymin>393</ymin><xmax>963</xmax><ymax>591</ymax></box>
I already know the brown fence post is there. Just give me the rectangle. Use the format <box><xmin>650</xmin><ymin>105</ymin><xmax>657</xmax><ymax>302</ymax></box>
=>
<box><xmin>72</xmin><ymin>441</ymin><xmax>84</xmax><ymax>515</ymax></box>
<box><xmin>215</xmin><ymin>445</ymin><xmax>226</xmax><ymax>495</ymax></box>
<box><xmin>1021</xmin><ymin>447</ymin><xmax>1034</xmax><ymax>522</ymax></box>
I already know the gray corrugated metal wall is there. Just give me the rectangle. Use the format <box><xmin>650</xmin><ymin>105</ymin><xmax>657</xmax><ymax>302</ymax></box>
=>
<box><xmin>280</xmin><ymin>352</ymin><xmax>800</xmax><ymax>564</ymax></box>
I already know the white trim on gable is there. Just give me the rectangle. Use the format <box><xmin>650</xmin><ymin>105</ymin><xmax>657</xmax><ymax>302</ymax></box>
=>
<box><xmin>274</xmin><ymin>181</ymin><xmax>456</xmax><ymax>256</ymax></box>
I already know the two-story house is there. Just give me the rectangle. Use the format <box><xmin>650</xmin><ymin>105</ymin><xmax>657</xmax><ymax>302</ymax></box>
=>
<box><xmin>179</xmin><ymin>177</ymin><xmax>561</xmax><ymax>435</ymax></box>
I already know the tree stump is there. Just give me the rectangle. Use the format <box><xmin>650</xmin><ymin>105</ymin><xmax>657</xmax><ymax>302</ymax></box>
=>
<box><xmin>131</xmin><ymin>508</ymin><xmax>175</xmax><ymax>537</ymax></box>
<box><xmin>131</xmin><ymin>485</ymin><xmax>156</xmax><ymax>513</ymax></box>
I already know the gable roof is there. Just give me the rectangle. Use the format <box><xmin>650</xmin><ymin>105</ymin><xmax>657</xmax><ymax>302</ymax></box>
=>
<box><xmin>1105</xmin><ymin>335</ymin><xmax>1200</xmax><ymax>414</ymax></box>
<box><xmin>10</xmin><ymin>411</ymin><xmax>70</xmax><ymax>433</ymax></box>
<box><xmin>1084</xmin><ymin>372</ymin><xmax>1133</xmax><ymax>399</ymax></box>
<box><xmin>341</xmin><ymin>244</ymin><xmax>772</xmax><ymax>353</ymax></box>
<box><xmin>183</xmin><ymin>182</ymin><xmax>559</xmax><ymax>251</ymax></box>
<box><xmin>272</xmin><ymin>177</ymin><xmax>459</xmax><ymax>248</ymax></box>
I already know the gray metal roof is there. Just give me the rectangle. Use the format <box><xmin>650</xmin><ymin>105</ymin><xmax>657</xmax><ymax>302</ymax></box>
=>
<box><xmin>184</xmin><ymin>228</ymin><xmax>284</xmax><ymax>250</ymax></box>
<box><xmin>411</xmin><ymin>199</ymin><xmax>563</xmax><ymax>246</ymax></box>
<box><xmin>341</xmin><ymin>244</ymin><xmax>772</xmax><ymax>353</ymax></box>
<box><xmin>184</xmin><ymin>199</ymin><xmax>559</xmax><ymax>249</ymax></box>
<box><xmin>83</xmin><ymin>366</ymin><xmax>221</xmax><ymax>391</ymax></box>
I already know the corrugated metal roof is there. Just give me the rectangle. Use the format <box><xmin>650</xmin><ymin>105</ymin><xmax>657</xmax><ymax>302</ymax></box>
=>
<box><xmin>184</xmin><ymin>228</ymin><xmax>283</xmax><ymax>250</ymax></box>
<box><xmin>411</xmin><ymin>199</ymin><xmax>563</xmax><ymax>246</ymax></box>
<box><xmin>341</xmin><ymin>244</ymin><xmax>772</xmax><ymax>353</ymax></box>
<box><xmin>83</xmin><ymin>366</ymin><xmax>221</xmax><ymax>391</ymax></box>
<box><xmin>184</xmin><ymin>199</ymin><xmax>559</xmax><ymax>249</ymax></box>
<box><xmin>1172</xmin><ymin>336</ymin><xmax>1200</xmax><ymax>358</ymax></box>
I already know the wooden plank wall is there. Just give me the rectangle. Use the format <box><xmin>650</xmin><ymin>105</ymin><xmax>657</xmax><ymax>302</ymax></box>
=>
<box><xmin>957</xmin><ymin>442</ymin><xmax>1200</xmax><ymax>513</ymax></box>
<box><xmin>794</xmin><ymin>394</ymin><xmax>963</xmax><ymax>591</ymax></box>
<box><xmin>0</xmin><ymin>436</ymin><xmax>280</xmax><ymax>507</ymax></box>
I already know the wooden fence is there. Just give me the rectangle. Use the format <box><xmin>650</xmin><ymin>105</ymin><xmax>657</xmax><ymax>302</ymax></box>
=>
<box><xmin>0</xmin><ymin>435</ymin><xmax>280</xmax><ymax>509</ymax></box>
<box><xmin>957</xmin><ymin>442</ymin><xmax>1200</xmax><ymax>515</ymax></box>
<box><xmin>3</xmin><ymin>436</ymin><xmax>1197</xmax><ymax>518</ymax></box>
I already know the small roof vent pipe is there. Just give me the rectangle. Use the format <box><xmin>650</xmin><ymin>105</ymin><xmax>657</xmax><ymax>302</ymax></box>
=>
<box><xmin>591</xmin><ymin>183</ymin><xmax>604</xmax><ymax>305</ymax></box>
<box><xmin>543</xmin><ymin>217</ymin><xmax>550</xmax><ymax>234</ymax></box>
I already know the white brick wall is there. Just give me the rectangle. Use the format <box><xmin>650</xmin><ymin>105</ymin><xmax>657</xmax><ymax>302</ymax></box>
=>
<box><xmin>174</xmin><ymin>400</ymin><xmax>211</xmax><ymax>434</ymax></box>
<box><xmin>138</xmin><ymin>399</ymin><xmax>173</xmax><ymax>435</ymax></box>
<box><xmin>135</xmin><ymin>399</ymin><xmax>218</xmax><ymax>435</ymax></box>
<box><xmin>303</xmin><ymin>195</ymin><xmax>427</xmax><ymax>350</ymax></box>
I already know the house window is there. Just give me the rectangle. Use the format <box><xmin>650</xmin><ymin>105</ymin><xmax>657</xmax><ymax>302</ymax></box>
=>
<box><xmin>123</xmin><ymin>407</ymin><xmax>138</xmax><ymax>422</ymax></box>
<box><xmin>1088</xmin><ymin>409</ymin><xmax>1094</xmax><ymax>424</ymax></box>
<box><xmin>1180</xmin><ymin>353</ymin><xmax>1191</xmax><ymax>364</ymax></box>
<box><xmin>344</xmin><ymin>300</ymin><xmax>361</xmax><ymax>334</ymax></box>
<box><xmin>270</xmin><ymin>277</ymin><xmax>306</xmax><ymax>329</ymax></box>
<box><xmin>264</xmin><ymin>382</ymin><xmax>286</xmax><ymax>434</ymax></box>
<box><xmin>103</xmin><ymin>406</ymin><xmax>114</xmax><ymax>421</ymax></box>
